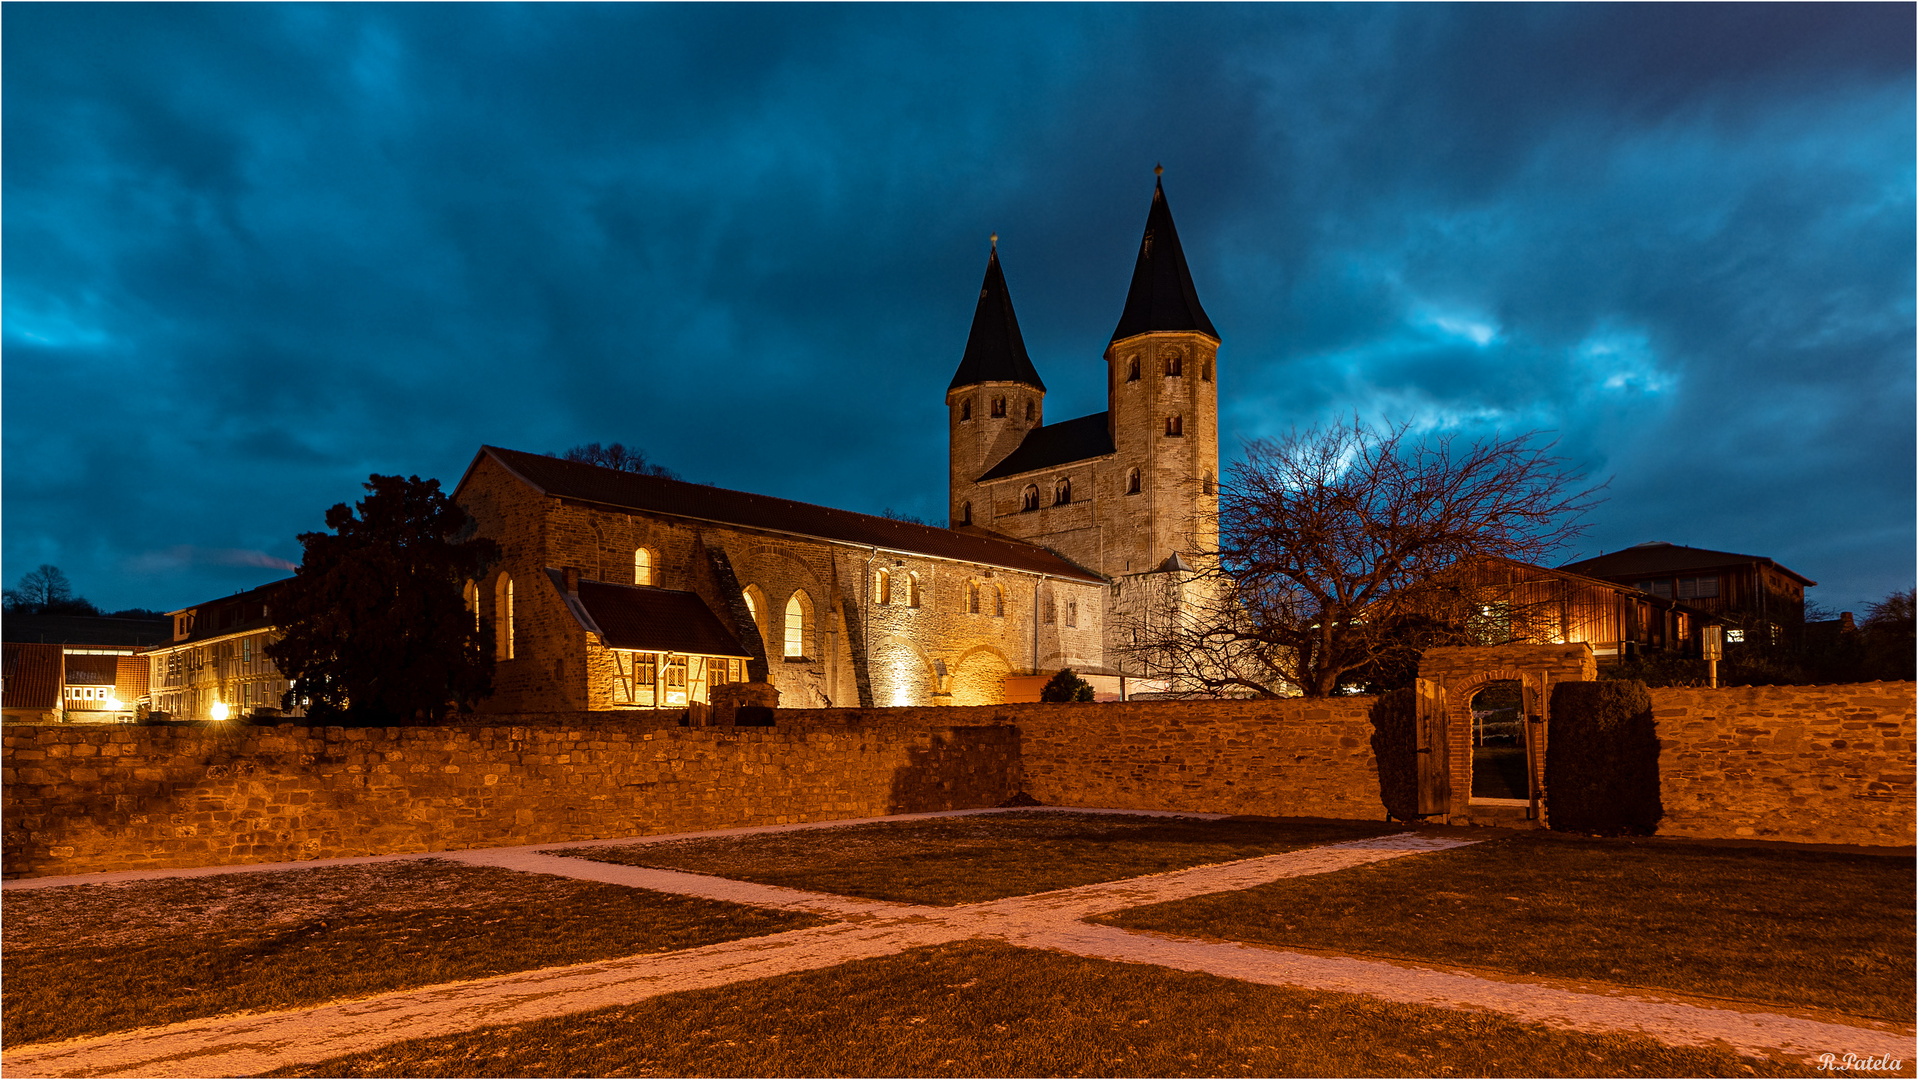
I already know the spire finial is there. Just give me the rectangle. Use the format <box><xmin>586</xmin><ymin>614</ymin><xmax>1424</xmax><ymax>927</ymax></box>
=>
<box><xmin>1154</xmin><ymin>162</ymin><xmax>1163</xmax><ymax>177</ymax></box>
<box><xmin>990</xmin><ymin>232</ymin><xmax>998</xmax><ymax>251</ymax></box>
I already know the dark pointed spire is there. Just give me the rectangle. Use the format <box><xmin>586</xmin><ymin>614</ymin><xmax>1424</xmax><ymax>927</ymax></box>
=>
<box><xmin>949</xmin><ymin>242</ymin><xmax>1046</xmax><ymax>392</ymax></box>
<box><xmin>1110</xmin><ymin>171</ymin><xmax>1218</xmax><ymax>344</ymax></box>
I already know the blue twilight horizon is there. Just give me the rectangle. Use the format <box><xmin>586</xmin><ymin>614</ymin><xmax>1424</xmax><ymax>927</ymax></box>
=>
<box><xmin>4</xmin><ymin>3</ymin><xmax>1912</xmax><ymax>615</ymax></box>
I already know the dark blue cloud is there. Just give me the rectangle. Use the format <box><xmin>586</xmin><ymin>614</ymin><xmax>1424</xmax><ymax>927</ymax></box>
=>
<box><xmin>5</xmin><ymin>3</ymin><xmax>1911</xmax><ymax>614</ymax></box>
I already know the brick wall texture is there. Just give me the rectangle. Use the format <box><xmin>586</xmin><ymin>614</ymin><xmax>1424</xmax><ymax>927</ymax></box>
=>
<box><xmin>5</xmin><ymin>681</ymin><xmax>1911</xmax><ymax>879</ymax></box>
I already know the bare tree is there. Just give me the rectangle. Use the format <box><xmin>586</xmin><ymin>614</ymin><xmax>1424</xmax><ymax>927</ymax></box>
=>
<box><xmin>3</xmin><ymin>564</ymin><xmax>97</xmax><ymax>615</ymax></box>
<box><xmin>1116</xmin><ymin>419</ymin><xmax>1601</xmax><ymax>698</ymax></box>
<box><xmin>553</xmin><ymin>442</ymin><xmax>680</xmax><ymax>479</ymax></box>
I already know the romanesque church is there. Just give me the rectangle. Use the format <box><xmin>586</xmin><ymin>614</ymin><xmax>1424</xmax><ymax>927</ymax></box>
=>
<box><xmin>448</xmin><ymin>175</ymin><xmax>1221</xmax><ymax>713</ymax></box>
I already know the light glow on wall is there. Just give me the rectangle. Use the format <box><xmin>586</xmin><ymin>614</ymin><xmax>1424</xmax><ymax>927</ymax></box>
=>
<box><xmin>210</xmin><ymin>701</ymin><xmax>231</xmax><ymax>721</ymax></box>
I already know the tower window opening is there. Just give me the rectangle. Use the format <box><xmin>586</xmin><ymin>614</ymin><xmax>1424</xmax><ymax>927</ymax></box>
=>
<box><xmin>1025</xmin><ymin>399</ymin><xmax>1035</xmax><ymax>421</ymax></box>
<box><xmin>1202</xmin><ymin>359</ymin><xmax>1213</xmax><ymax>382</ymax></box>
<box><xmin>1202</xmin><ymin>470</ymin><xmax>1214</xmax><ymax>495</ymax></box>
<box><xmin>991</xmin><ymin>396</ymin><xmax>1007</xmax><ymax>418</ymax></box>
<box><xmin>960</xmin><ymin>399</ymin><xmax>972</xmax><ymax>421</ymax></box>
<box><xmin>1126</xmin><ymin>468</ymin><xmax>1141</xmax><ymax>495</ymax></box>
<box><xmin>1166</xmin><ymin>352</ymin><xmax>1183</xmax><ymax>377</ymax></box>
<box><xmin>1166</xmin><ymin>415</ymin><xmax>1184</xmax><ymax>437</ymax></box>
<box><xmin>993</xmin><ymin>584</ymin><xmax>1005</xmax><ymax>618</ymax></box>
<box><xmin>959</xmin><ymin>500</ymin><xmax>972</xmax><ymax>526</ymax></box>
<box><xmin>1126</xmin><ymin>356</ymin><xmax>1140</xmax><ymax>382</ymax></box>
<box><xmin>1054</xmin><ymin>477</ymin><xmax>1071</xmax><ymax>505</ymax></box>
<box><xmin>1021</xmin><ymin>485</ymin><xmax>1040</xmax><ymax>512</ymax></box>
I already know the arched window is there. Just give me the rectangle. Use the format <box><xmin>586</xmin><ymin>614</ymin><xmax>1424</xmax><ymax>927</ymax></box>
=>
<box><xmin>1043</xmin><ymin>594</ymin><xmax>1056</xmax><ymax>624</ymax></box>
<box><xmin>875</xmin><ymin>568</ymin><xmax>892</xmax><ymax>605</ymax></box>
<box><xmin>1166</xmin><ymin>351</ymin><xmax>1183</xmax><ymax>377</ymax></box>
<box><xmin>784</xmin><ymin>591</ymin><xmax>812</xmax><ymax>658</ymax></box>
<box><xmin>743</xmin><ymin>585</ymin><xmax>764</xmax><ymax>630</ymax></box>
<box><xmin>908</xmin><ymin>573</ymin><xmax>922</xmax><ymax>608</ymax></box>
<box><xmin>464</xmin><ymin>580</ymin><xmax>481</xmax><ymax>637</ymax></box>
<box><xmin>1053</xmin><ymin>477</ymin><xmax>1071</xmax><ymax>505</ymax></box>
<box><xmin>992</xmin><ymin>584</ymin><xmax>1005</xmax><ymax>618</ymax></box>
<box><xmin>960</xmin><ymin>501</ymin><xmax>972</xmax><ymax>526</ymax></box>
<box><xmin>634</xmin><ymin>548</ymin><xmax>655</xmax><ymax>586</ymax></box>
<box><xmin>1166</xmin><ymin>415</ymin><xmax>1183</xmax><ymax>437</ymax></box>
<box><xmin>991</xmin><ymin>396</ymin><xmax>1007</xmax><ymax>418</ymax></box>
<box><xmin>966</xmin><ymin>581</ymin><xmax>980</xmax><ymax>615</ymax></box>
<box><xmin>1126</xmin><ymin>468</ymin><xmax>1141</xmax><ymax>495</ymax></box>
<box><xmin>1202</xmin><ymin>470</ymin><xmax>1215</xmax><ymax>495</ymax></box>
<box><xmin>1025</xmin><ymin>399</ymin><xmax>1035</xmax><ymax>421</ymax></box>
<box><xmin>1021</xmin><ymin>485</ymin><xmax>1039</xmax><ymax>512</ymax></box>
<box><xmin>1201</xmin><ymin>358</ymin><xmax>1213</xmax><ymax>382</ymax></box>
<box><xmin>1126</xmin><ymin>356</ymin><xmax>1140</xmax><ymax>382</ymax></box>
<box><xmin>494</xmin><ymin>574</ymin><xmax>515</xmax><ymax>660</ymax></box>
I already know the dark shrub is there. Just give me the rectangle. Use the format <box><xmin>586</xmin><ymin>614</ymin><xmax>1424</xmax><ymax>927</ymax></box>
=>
<box><xmin>1547</xmin><ymin>680</ymin><xmax>1663</xmax><ymax>835</ymax></box>
<box><xmin>1368</xmin><ymin>687</ymin><xmax>1420</xmax><ymax>821</ymax></box>
<box><xmin>1039</xmin><ymin>668</ymin><xmax>1096</xmax><ymax>703</ymax></box>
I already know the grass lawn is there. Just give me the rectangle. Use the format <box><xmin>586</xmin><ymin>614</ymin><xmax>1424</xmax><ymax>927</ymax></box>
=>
<box><xmin>1101</xmin><ymin>833</ymin><xmax>1916</xmax><ymax>1021</ymax></box>
<box><xmin>2</xmin><ymin>859</ymin><xmax>823</xmax><ymax>1046</ymax></box>
<box><xmin>558</xmin><ymin>811</ymin><xmax>1403</xmax><ymax>905</ymax></box>
<box><xmin>266</xmin><ymin>939</ymin><xmax>1813</xmax><ymax>1078</ymax></box>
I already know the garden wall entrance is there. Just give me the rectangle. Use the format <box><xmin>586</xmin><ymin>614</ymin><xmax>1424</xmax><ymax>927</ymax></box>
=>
<box><xmin>1416</xmin><ymin>644</ymin><xmax>1597</xmax><ymax>825</ymax></box>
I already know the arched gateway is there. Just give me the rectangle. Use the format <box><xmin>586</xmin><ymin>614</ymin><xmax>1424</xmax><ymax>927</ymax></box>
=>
<box><xmin>1415</xmin><ymin>644</ymin><xmax>1597</xmax><ymax>826</ymax></box>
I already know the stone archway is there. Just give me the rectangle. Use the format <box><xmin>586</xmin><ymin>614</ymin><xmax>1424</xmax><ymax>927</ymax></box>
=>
<box><xmin>1417</xmin><ymin>644</ymin><xmax>1597</xmax><ymax>825</ymax></box>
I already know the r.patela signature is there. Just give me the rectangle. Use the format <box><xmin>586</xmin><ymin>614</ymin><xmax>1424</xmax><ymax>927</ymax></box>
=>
<box><xmin>1817</xmin><ymin>1052</ymin><xmax>1904</xmax><ymax>1072</ymax></box>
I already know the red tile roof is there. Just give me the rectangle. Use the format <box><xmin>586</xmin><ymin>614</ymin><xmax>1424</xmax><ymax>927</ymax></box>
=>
<box><xmin>461</xmin><ymin>446</ymin><xmax>1104</xmax><ymax>583</ymax></box>
<box><xmin>2</xmin><ymin>643</ymin><xmax>62</xmax><ymax>710</ymax></box>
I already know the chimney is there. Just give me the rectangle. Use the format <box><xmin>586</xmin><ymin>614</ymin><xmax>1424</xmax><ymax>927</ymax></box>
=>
<box><xmin>1840</xmin><ymin>611</ymin><xmax>1856</xmax><ymax>633</ymax></box>
<box><xmin>563</xmin><ymin>567</ymin><xmax>580</xmax><ymax>594</ymax></box>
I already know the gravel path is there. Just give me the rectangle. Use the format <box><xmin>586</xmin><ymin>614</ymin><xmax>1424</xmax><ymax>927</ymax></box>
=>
<box><xmin>4</xmin><ymin>814</ymin><xmax>1910</xmax><ymax>1078</ymax></box>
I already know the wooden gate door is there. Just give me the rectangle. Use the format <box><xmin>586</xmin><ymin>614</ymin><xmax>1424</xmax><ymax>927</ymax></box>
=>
<box><xmin>1415</xmin><ymin>677</ymin><xmax>1450</xmax><ymax>816</ymax></box>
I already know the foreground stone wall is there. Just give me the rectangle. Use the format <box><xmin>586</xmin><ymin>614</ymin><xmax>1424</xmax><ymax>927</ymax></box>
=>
<box><xmin>1</xmin><ymin>714</ymin><xmax>1019</xmax><ymax>879</ymax></box>
<box><xmin>1650</xmin><ymin>682</ymin><xmax>1915</xmax><ymax>847</ymax></box>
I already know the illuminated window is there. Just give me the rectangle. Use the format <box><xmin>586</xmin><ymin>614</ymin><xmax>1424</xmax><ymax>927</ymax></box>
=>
<box><xmin>494</xmin><ymin>574</ymin><xmax>514</xmax><ymax>660</ymax></box>
<box><xmin>464</xmin><ymin>580</ymin><xmax>481</xmax><ymax>637</ymax></box>
<box><xmin>1054</xmin><ymin>478</ymin><xmax>1071</xmax><ymax>505</ymax></box>
<box><xmin>1165</xmin><ymin>415</ymin><xmax>1183</xmax><ymax>437</ymax></box>
<box><xmin>1725</xmin><ymin>628</ymin><xmax>1746</xmax><ymax>644</ymax></box>
<box><xmin>743</xmin><ymin>585</ymin><xmax>763</xmax><ymax>631</ymax></box>
<box><xmin>1066</xmin><ymin>599</ymin><xmax>1078</xmax><ymax>627</ymax></box>
<box><xmin>1127</xmin><ymin>468</ymin><xmax>1141</xmax><ymax>495</ymax></box>
<box><xmin>1166</xmin><ymin>351</ymin><xmax>1183</xmax><ymax>377</ymax></box>
<box><xmin>785</xmin><ymin>591</ymin><xmax>812</xmax><ymax>658</ymax></box>
<box><xmin>663</xmin><ymin>654</ymin><xmax>689</xmax><ymax>706</ymax></box>
<box><xmin>634</xmin><ymin>548</ymin><xmax>655</xmax><ymax>586</ymax></box>
<box><xmin>1021</xmin><ymin>485</ymin><xmax>1039</xmax><ymax>511</ymax></box>
<box><xmin>993</xmin><ymin>584</ymin><xmax>1005</xmax><ymax>618</ymax></box>
<box><xmin>908</xmin><ymin>573</ymin><xmax>922</xmax><ymax>609</ymax></box>
<box><xmin>875</xmin><ymin>569</ymin><xmax>892</xmax><ymax>605</ymax></box>
<box><xmin>991</xmin><ymin>396</ymin><xmax>1007</xmax><ymax>418</ymax></box>
<box><xmin>966</xmin><ymin>581</ymin><xmax>980</xmax><ymax>614</ymax></box>
<box><xmin>1126</xmin><ymin>356</ymin><xmax>1139</xmax><ymax>382</ymax></box>
<box><xmin>960</xmin><ymin>399</ymin><xmax>972</xmax><ymax>421</ymax></box>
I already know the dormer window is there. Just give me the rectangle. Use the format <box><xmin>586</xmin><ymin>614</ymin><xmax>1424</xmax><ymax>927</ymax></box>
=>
<box><xmin>960</xmin><ymin>399</ymin><xmax>972</xmax><ymax>422</ymax></box>
<box><xmin>991</xmin><ymin>396</ymin><xmax>1007</xmax><ymax>418</ymax></box>
<box><xmin>1166</xmin><ymin>415</ymin><xmax>1184</xmax><ymax>437</ymax></box>
<box><xmin>1166</xmin><ymin>351</ymin><xmax>1183</xmax><ymax>377</ymax></box>
<box><xmin>1054</xmin><ymin>477</ymin><xmax>1071</xmax><ymax>505</ymax></box>
<box><xmin>1021</xmin><ymin>485</ymin><xmax>1040</xmax><ymax>512</ymax></box>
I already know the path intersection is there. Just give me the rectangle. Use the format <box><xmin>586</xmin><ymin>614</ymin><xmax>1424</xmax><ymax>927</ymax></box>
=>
<box><xmin>3</xmin><ymin>808</ymin><xmax>1911</xmax><ymax>1078</ymax></box>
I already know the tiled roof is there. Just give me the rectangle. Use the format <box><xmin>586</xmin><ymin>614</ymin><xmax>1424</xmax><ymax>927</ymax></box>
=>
<box><xmin>2</xmin><ymin>643</ymin><xmax>62</xmax><ymax>710</ymax></box>
<box><xmin>949</xmin><ymin>247</ymin><xmax>1046</xmax><ymax>392</ymax></box>
<box><xmin>1111</xmin><ymin>177</ymin><xmax>1218</xmax><ymax>343</ymax></box>
<box><xmin>116</xmin><ymin>656</ymin><xmax>150</xmax><ymax>698</ymax></box>
<box><xmin>555</xmin><ymin>573</ymin><xmax>753</xmax><ymax>658</ymax></box>
<box><xmin>1559</xmin><ymin>543</ymin><xmax>1815</xmax><ymax>587</ymax></box>
<box><xmin>465</xmin><ymin>447</ymin><xmax>1104</xmax><ymax>583</ymax></box>
<box><xmin>1</xmin><ymin>614</ymin><xmax>170</xmax><ymax>647</ymax></box>
<box><xmin>977</xmin><ymin>413</ymin><xmax>1116</xmax><ymax>481</ymax></box>
<box><xmin>162</xmin><ymin>580</ymin><xmax>288</xmax><ymax>647</ymax></box>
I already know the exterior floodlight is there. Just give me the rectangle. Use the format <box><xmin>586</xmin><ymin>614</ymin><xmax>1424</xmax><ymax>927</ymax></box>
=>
<box><xmin>106</xmin><ymin>696</ymin><xmax>124</xmax><ymax>712</ymax></box>
<box><xmin>210</xmin><ymin>701</ymin><xmax>231</xmax><ymax>721</ymax></box>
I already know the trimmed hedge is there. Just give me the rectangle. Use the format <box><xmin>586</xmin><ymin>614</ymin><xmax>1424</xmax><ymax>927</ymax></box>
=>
<box><xmin>1367</xmin><ymin>687</ymin><xmax>1421</xmax><ymax>821</ymax></box>
<box><xmin>1546</xmin><ymin>679</ymin><xmax>1663</xmax><ymax>835</ymax></box>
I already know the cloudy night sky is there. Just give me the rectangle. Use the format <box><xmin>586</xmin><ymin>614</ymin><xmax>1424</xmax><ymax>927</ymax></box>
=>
<box><xmin>4</xmin><ymin>3</ymin><xmax>1912</xmax><ymax>617</ymax></box>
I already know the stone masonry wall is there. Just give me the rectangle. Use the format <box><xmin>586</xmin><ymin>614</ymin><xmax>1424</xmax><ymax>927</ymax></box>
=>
<box><xmin>1</xmin><ymin>714</ymin><xmax>1020</xmax><ymax>880</ymax></box>
<box><xmin>1649</xmin><ymin>682</ymin><xmax>1914</xmax><ymax>846</ymax></box>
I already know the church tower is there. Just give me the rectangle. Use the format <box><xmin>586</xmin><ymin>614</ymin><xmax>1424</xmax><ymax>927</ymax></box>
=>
<box><xmin>947</xmin><ymin>241</ymin><xmax>1046</xmax><ymax>528</ymax></box>
<box><xmin>1103</xmin><ymin>171</ymin><xmax>1221</xmax><ymax>570</ymax></box>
